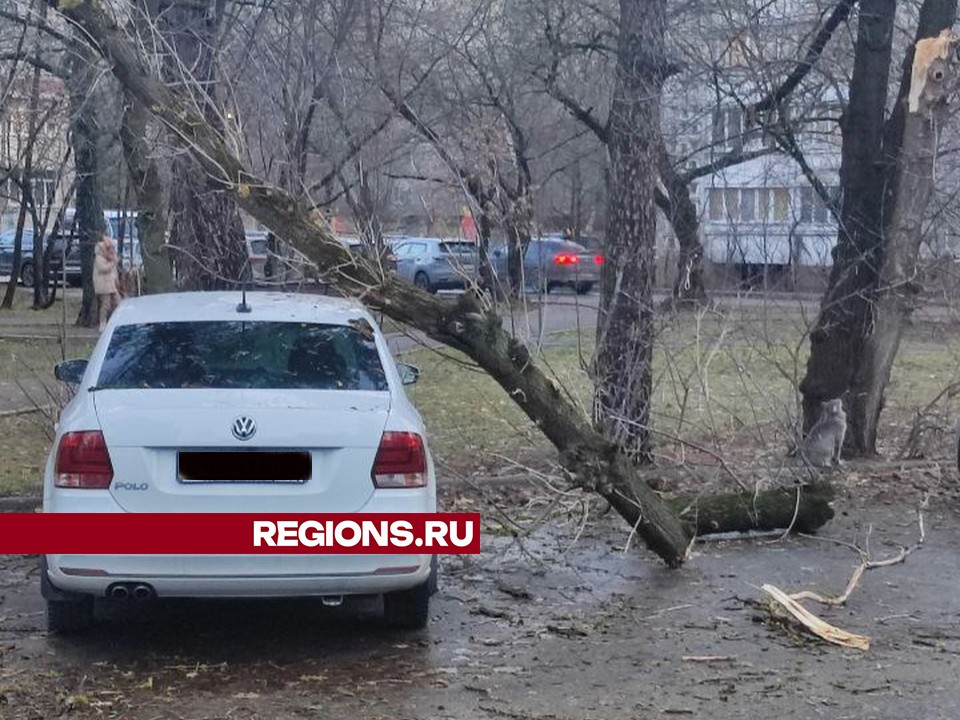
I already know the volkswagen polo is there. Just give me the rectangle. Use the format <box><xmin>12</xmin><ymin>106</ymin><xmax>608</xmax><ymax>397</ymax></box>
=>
<box><xmin>42</xmin><ymin>291</ymin><xmax>436</xmax><ymax>633</ymax></box>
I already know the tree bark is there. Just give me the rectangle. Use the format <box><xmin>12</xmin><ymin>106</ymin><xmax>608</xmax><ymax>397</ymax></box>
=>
<box><xmin>800</xmin><ymin>0</ymin><xmax>956</xmax><ymax>454</ymax></box>
<box><xmin>593</xmin><ymin>0</ymin><xmax>667</xmax><ymax>460</ymax></box>
<box><xmin>656</xmin><ymin>146</ymin><xmax>707</xmax><ymax>307</ymax></box>
<box><xmin>799</xmin><ymin>0</ymin><xmax>896</xmax><ymax>450</ymax></box>
<box><xmin>0</xmin><ymin>184</ymin><xmax>29</xmax><ymax>310</ymax></box>
<box><xmin>120</xmin><ymin>89</ymin><xmax>173</xmax><ymax>294</ymax></box>
<box><xmin>120</xmin><ymin>0</ymin><xmax>173</xmax><ymax>295</ymax></box>
<box><xmin>505</xmin><ymin>188</ymin><xmax>533</xmax><ymax>295</ymax></box>
<box><xmin>669</xmin><ymin>482</ymin><xmax>835</xmax><ymax>536</ymax></box>
<box><xmin>851</xmin><ymin>25</ymin><xmax>960</xmax><ymax>455</ymax></box>
<box><xmin>157</xmin><ymin>0</ymin><xmax>247</xmax><ymax>290</ymax></box>
<box><xmin>66</xmin><ymin>40</ymin><xmax>106</xmax><ymax>327</ymax></box>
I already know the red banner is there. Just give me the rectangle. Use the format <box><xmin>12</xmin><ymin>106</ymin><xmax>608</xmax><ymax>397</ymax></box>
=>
<box><xmin>0</xmin><ymin>513</ymin><xmax>480</xmax><ymax>554</ymax></box>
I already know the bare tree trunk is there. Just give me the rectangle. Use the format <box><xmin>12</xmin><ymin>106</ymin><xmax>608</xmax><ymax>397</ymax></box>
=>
<box><xmin>850</xmin><ymin>9</ymin><xmax>959</xmax><ymax>452</ymax></box>
<box><xmin>852</xmin><ymin>108</ymin><xmax>946</xmax><ymax>449</ymax></box>
<box><xmin>158</xmin><ymin>0</ymin><xmax>247</xmax><ymax>290</ymax></box>
<box><xmin>505</xmin><ymin>189</ymin><xmax>533</xmax><ymax>295</ymax></box>
<box><xmin>0</xmin><ymin>184</ymin><xmax>29</xmax><ymax>310</ymax></box>
<box><xmin>67</xmin><ymin>42</ymin><xmax>105</xmax><ymax>327</ymax></box>
<box><xmin>799</xmin><ymin>0</ymin><xmax>896</xmax><ymax>450</ymax></box>
<box><xmin>120</xmin><ymin>89</ymin><xmax>173</xmax><ymax>294</ymax></box>
<box><xmin>120</xmin><ymin>0</ymin><xmax>173</xmax><ymax>295</ymax></box>
<box><xmin>800</xmin><ymin>0</ymin><xmax>955</xmax><ymax>453</ymax></box>
<box><xmin>657</xmin><ymin>146</ymin><xmax>707</xmax><ymax>307</ymax></box>
<box><xmin>593</xmin><ymin>0</ymin><xmax>667</xmax><ymax>460</ymax></box>
<box><xmin>26</xmin><ymin>2</ymin><xmax>46</xmax><ymax>310</ymax></box>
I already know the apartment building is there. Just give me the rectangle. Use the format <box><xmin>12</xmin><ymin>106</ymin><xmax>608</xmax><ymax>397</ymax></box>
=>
<box><xmin>662</xmin><ymin>1</ymin><xmax>845</xmax><ymax>287</ymax></box>
<box><xmin>0</xmin><ymin>74</ymin><xmax>73</xmax><ymax>233</ymax></box>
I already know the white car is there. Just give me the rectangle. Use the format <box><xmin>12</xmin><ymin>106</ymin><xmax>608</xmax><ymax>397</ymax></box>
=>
<box><xmin>43</xmin><ymin>291</ymin><xmax>436</xmax><ymax>633</ymax></box>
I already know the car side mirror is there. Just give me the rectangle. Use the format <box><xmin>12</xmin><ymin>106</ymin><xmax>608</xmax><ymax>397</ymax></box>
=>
<box><xmin>397</xmin><ymin>362</ymin><xmax>420</xmax><ymax>385</ymax></box>
<box><xmin>54</xmin><ymin>358</ymin><xmax>88</xmax><ymax>385</ymax></box>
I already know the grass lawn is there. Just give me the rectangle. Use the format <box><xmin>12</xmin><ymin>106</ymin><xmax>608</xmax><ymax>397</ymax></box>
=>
<box><xmin>0</xmin><ymin>285</ymin><xmax>85</xmax><ymax>325</ymax></box>
<box><xmin>2</xmin><ymin>299</ymin><xmax>959</xmax><ymax>496</ymax></box>
<box><xmin>407</xmin><ymin>305</ymin><xmax>960</xmax><ymax>470</ymax></box>
<box><xmin>0</xmin><ymin>336</ymin><xmax>96</xmax><ymax>379</ymax></box>
<box><xmin>0</xmin><ymin>413</ymin><xmax>54</xmax><ymax>496</ymax></box>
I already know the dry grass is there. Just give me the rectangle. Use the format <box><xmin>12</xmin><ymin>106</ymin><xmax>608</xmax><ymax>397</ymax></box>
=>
<box><xmin>407</xmin><ymin>304</ymin><xmax>960</xmax><ymax>470</ymax></box>
<box><xmin>2</xmin><ymin>299</ymin><xmax>959</xmax><ymax>495</ymax></box>
<box><xmin>0</xmin><ymin>413</ymin><xmax>53</xmax><ymax>496</ymax></box>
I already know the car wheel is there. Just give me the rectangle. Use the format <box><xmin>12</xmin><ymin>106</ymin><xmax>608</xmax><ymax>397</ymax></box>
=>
<box><xmin>575</xmin><ymin>282</ymin><xmax>593</xmax><ymax>295</ymax></box>
<box><xmin>383</xmin><ymin>564</ymin><xmax>435</xmax><ymax>630</ymax></box>
<box><xmin>414</xmin><ymin>272</ymin><xmax>432</xmax><ymax>293</ymax></box>
<box><xmin>20</xmin><ymin>262</ymin><xmax>34</xmax><ymax>287</ymax></box>
<box><xmin>46</xmin><ymin>597</ymin><xmax>94</xmax><ymax>634</ymax></box>
<box><xmin>40</xmin><ymin>557</ymin><xmax>95</xmax><ymax>634</ymax></box>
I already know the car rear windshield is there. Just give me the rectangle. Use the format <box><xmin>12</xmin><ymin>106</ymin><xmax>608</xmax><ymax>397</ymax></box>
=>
<box><xmin>439</xmin><ymin>242</ymin><xmax>477</xmax><ymax>254</ymax></box>
<box><xmin>96</xmin><ymin>321</ymin><xmax>389</xmax><ymax>391</ymax></box>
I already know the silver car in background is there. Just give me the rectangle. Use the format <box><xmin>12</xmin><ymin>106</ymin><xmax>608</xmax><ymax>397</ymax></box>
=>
<box><xmin>244</xmin><ymin>230</ymin><xmax>318</xmax><ymax>284</ymax></box>
<box><xmin>392</xmin><ymin>237</ymin><xmax>479</xmax><ymax>292</ymax></box>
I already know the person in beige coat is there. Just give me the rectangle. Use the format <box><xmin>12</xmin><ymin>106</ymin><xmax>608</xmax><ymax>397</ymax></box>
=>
<box><xmin>94</xmin><ymin>235</ymin><xmax>121</xmax><ymax>331</ymax></box>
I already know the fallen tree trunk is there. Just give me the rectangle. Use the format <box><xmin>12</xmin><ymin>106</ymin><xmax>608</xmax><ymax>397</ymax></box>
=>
<box><xmin>57</xmin><ymin>1</ymin><xmax>835</xmax><ymax>563</ymax></box>
<box><xmin>669</xmin><ymin>482</ymin><xmax>835</xmax><ymax>536</ymax></box>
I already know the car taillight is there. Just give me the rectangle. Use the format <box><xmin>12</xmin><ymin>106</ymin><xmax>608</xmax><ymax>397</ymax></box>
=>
<box><xmin>372</xmin><ymin>431</ymin><xmax>426</xmax><ymax>488</ymax></box>
<box><xmin>55</xmin><ymin>431</ymin><xmax>114</xmax><ymax>489</ymax></box>
<box><xmin>594</xmin><ymin>255</ymin><xmax>604</xmax><ymax>265</ymax></box>
<box><xmin>554</xmin><ymin>253</ymin><xmax>580</xmax><ymax>265</ymax></box>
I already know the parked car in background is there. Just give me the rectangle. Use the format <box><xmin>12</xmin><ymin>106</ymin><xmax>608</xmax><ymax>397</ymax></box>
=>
<box><xmin>43</xmin><ymin>291</ymin><xmax>437</xmax><ymax>632</ymax></box>
<box><xmin>244</xmin><ymin>230</ymin><xmax>318</xmax><ymax>285</ymax></box>
<box><xmin>391</xmin><ymin>237</ymin><xmax>479</xmax><ymax>292</ymax></box>
<box><xmin>338</xmin><ymin>235</ymin><xmax>399</xmax><ymax>274</ymax></box>
<box><xmin>0</xmin><ymin>229</ymin><xmax>66</xmax><ymax>286</ymax></box>
<box><xmin>50</xmin><ymin>209</ymin><xmax>142</xmax><ymax>287</ymax></box>
<box><xmin>491</xmin><ymin>236</ymin><xmax>603</xmax><ymax>294</ymax></box>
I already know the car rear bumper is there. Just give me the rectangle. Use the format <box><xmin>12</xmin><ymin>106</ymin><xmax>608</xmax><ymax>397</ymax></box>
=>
<box><xmin>43</xmin><ymin>480</ymin><xmax>437</xmax><ymax>599</ymax></box>
<box><xmin>45</xmin><ymin>552</ymin><xmax>432</xmax><ymax>598</ymax></box>
<box><xmin>549</xmin><ymin>268</ymin><xmax>598</xmax><ymax>286</ymax></box>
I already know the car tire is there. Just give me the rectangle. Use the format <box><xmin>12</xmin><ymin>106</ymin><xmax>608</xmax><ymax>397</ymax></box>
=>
<box><xmin>47</xmin><ymin>597</ymin><xmax>95</xmax><ymax>635</ymax></box>
<box><xmin>575</xmin><ymin>282</ymin><xmax>593</xmax><ymax>295</ymax></box>
<box><xmin>383</xmin><ymin>560</ymin><xmax>436</xmax><ymax>630</ymax></box>
<box><xmin>20</xmin><ymin>262</ymin><xmax>34</xmax><ymax>287</ymax></box>
<box><xmin>414</xmin><ymin>272</ymin><xmax>433</xmax><ymax>293</ymax></box>
<box><xmin>40</xmin><ymin>557</ymin><xmax>95</xmax><ymax>634</ymax></box>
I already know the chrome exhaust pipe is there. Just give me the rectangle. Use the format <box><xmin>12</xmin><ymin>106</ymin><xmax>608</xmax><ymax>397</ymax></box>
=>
<box><xmin>320</xmin><ymin>595</ymin><xmax>343</xmax><ymax>607</ymax></box>
<box><xmin>108</xmin><ymin>584</ymin><xmax>130</xmax><ymax>600</ymax></box>
<box><xmin>132</xmin><ymin>584</ymin><xmax>155</xmax><ymax>601</ymax></box>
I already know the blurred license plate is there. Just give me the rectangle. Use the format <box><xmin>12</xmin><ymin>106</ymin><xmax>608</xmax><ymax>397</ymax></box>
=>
<box><xmin>178</xmin><ymin>451</ymin><xmax>311</xmax><ymax>483</ymax></box>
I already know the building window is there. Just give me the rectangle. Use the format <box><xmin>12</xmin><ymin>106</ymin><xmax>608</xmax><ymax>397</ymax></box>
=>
<box><xmin>741</xmin><ymin>189</ymin><xmax>756</xmax><ymax>222</ymax></box>
<box><xmin>799</xmin><ymin>186</ymin><xmax>836</xmax><ymax>224</ymax></box>
<box><xmin>712</xmin><ymin>106</ymin><xmax>744</xmax><ymax>153</ymax></box>
<box><xmin>29</xmin><ymin>171</ymin><xmax>57</xmax><ymax>207</ymax></box>
<box><xmin>724</xmin><ymin>31</ymin><xmax>755</xmax><ymax>68</ymax></box>
<box><xmin>724</xmin><ymin>189</ymin><xmax>740</xmax><ymax>221</ymax></box>
<box><xmin>708</xmin><ymin>187</ymin><xmax>792</xmax><ymax>223</ymax></box>
<box><xmin>708</xmin><ymin>189</ymin><xmax>723</xmax><ymax>220</ymax></box>
<box><xmin>773</xmin><ymin>188</ymin><xmax>790</xmax><ymax>221</ymax></box>
<box><xmin>804</xmin><ymin>102</ymin><xmax>842</xmax><ymax>142</ymax></box>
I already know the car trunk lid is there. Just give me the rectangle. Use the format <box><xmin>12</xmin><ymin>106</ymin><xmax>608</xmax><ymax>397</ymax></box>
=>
<box><xmin>93</xmin><ymin>389</ymin><xmax>389</xmax><ymax>513</ymax></box>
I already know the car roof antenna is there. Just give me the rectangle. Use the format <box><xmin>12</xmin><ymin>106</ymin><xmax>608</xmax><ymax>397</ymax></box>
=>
<box><xmin>236</xmin><ymin>284</ymin><xmax>252</xmax><ymax>314</ymax></box>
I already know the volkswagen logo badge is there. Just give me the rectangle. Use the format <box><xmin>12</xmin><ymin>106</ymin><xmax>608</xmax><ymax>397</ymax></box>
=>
<box><xmin>232</xmin><ymin>416</ymin><xmax>257</xmax><ymax>441</ymax></box>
